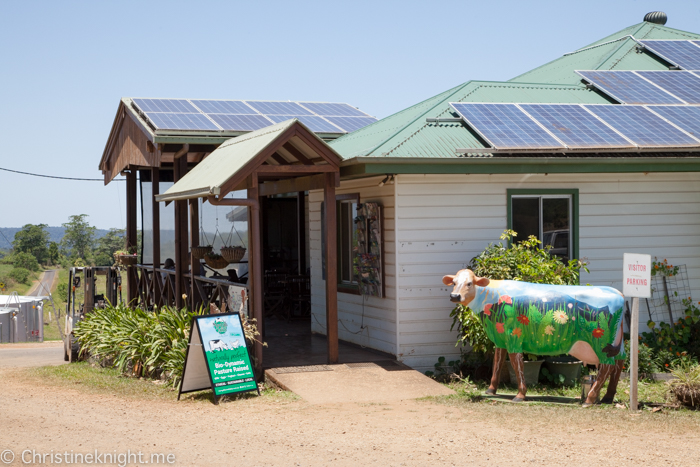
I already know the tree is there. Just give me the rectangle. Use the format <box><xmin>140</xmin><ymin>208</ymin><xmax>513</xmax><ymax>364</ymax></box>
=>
<box><xmin>48</xmin><ymin>242</ymin><xmax>59</xmax><ymax>265</ymax></box>
<box><xmin>13</xmin><ymin>252</ymin><xmax>40</xmax><ymax>272</ymax></box>
<box><xmin>13</xmin><ymin>224</ymin><xmax>50</xmax><ymax>264</ymax></box>
<box><xmin>94</xmin><ymin>228</ymin><xmax>125</xmax><ymax>266</ymax></box>
<box><xmin>61</xmin><ymin>214</ymin><xmax>96</xmax><ymax>262</ymax></box>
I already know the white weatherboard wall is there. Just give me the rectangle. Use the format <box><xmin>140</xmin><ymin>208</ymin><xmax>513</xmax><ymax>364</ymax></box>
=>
<box><xmin>396</xmin><ymin>172</ymin><xmax>700</xmax><ymax>373</ymax></box>
<box><xmin>309</xmin><ymin>176</ymin><xmax>397</xmax><ymax>355</ymax></box>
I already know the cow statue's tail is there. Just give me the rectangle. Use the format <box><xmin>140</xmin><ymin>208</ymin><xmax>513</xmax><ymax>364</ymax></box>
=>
<box><xmin>602</xmin><ymin>315</ymin><xmax>625</xmax><ymax>359</ymax></box>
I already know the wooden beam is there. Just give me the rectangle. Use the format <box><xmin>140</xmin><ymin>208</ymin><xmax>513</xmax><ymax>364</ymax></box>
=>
<box><xmin>248</xmin><ymin>175</ymin><xmax>264</xmax><ymax>375</ymax></box>
<box><xmin>297</xmin><ymin>191</ymin><xmax>306</xmax><ymax>274</ymax></box>
<box><xmin>282</xmin><ymin>142</ymin><xmax>313</xmax><ymax>165</ymax></box>
<box><xmin>292</xmin><ymin>130</ymin><xmax>343</xmax><ymax>168</ymax></box>
<box><xmin>324</xmin><ymin>172</ymin><xmax>338</xmax><ymax>364</ymax></box>
<box><xmin>217</xmin><ymin>123</ymin><xmax>299</xmax><ymax>198</ymax></box>
<box><xmin>255</xmin><ymin>165</ymin><xmax>336</xmax><ymax>174</ymax></box>
<box><xmin>126</xmin><ymin>171</ymin><xmax>138</xmax><ymax>306</ymax></box>
<box><xmin>173</xmin><ymin>154</ymin><xmax>188</xmax><ymax>309</ymax></box>
<box><xmin>189</xmin><ymin>198</ymin><xmax>200</xmax><ymax>311</ymax></box>
<box><xmin>152</xmin><ymin>168</ymin><xmax>161</xmax><ymax>305</ymax></box>
<box><xmin>258</xmin><ymin>174</ymin><xmax>327</xmax><ymax>196</ymax></box>
<box><xmin>271</xmin><ymin>153</ymin><xmax>290</xmax><ymax>165</ymax></box>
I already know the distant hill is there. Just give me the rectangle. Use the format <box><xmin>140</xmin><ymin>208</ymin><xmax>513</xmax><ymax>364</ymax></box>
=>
<box><xmin>0</xmin><ymin>226</ymin><xmax>114</xmax><ymax>249</ymax></box>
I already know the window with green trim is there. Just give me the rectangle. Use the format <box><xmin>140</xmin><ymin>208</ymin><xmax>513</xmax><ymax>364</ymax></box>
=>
<box><xmin>507</xmin><ymin>189</ymin><xmax>579</xmax><ymax>262</ymax></box>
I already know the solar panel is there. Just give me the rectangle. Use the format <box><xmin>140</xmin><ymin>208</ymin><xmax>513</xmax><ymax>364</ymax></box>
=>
<box><xmin>146</xmin><ymin>113</ymin><xmax>220</xmax><ymax>131</ymax></box>
<box><xmin>639</xmin><ymin>40</ymin><xmax>700</xmax><ymax>70</ymax></box>
<box><xmin>266</xmin><ymin>115</ymin><xmax>342</xmax><ymax>133</ymax></box>
<box><xmin>576</xmin><ymin>71</ymin><xmax>683</xmax><ymax>104</ymax></box>
<box><xmin>635</xmin><ymin>71</ymin><xmax>700</xmax><ymax>104</ymax></box>
<box><xmin>584</xmin><ymin>105</ymin><xmax>699</xmax><ymax>147</ymax></box>
<box><xmin>131</xmin><ymin>98</ymin><xmax>376</xmax><ymax>134</ymax></box>
<box><xmin>520</xmin><ymin>104</ymin><xmax>633</xmax><ymax>149</ymax></box>
<box><xmin>246</xmin><ymin>101</ymin><xmax>313</xmax><ymax>116</ymax></box>
<box><xmin>646</xmin><ymin>105</ymin><xmax>700</xmax><ymax>138</ymax></box>
<box><xmin>299</xmin><ymin>102</ymin><xmax>369</xmax><ymax>117</ymax></box>
<box><xmin>190</xmin><ymin>100</ymin><xmax>256</xmax><ymax>114</ymax></box>
<box><xmin>450</xmin><ymin>103</ymin><xmax>564</xmax><ymax>150</ymax></box>
<box><xmin>208</xmin><ymin>114</ymin><xmax>273</xmax><ymax>131</ymax></box>
<box><xmin>324</xmin><ymin>116</ymin><xmax>378</xmax><ymax>133</ymax></box>
<box><xmin>133</xmin><ymin>98</ymin><xmax>198</xmax><ymax>113</ymax></box>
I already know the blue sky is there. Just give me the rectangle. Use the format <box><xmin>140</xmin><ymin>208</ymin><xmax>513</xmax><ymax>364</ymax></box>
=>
<box><xmin>1</xmin><ymin>1</ymin><xmax>698</xmax><ymax>229</ymax></box>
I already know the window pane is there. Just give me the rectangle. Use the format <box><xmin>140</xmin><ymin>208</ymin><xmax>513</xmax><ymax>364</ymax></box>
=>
<box><xmin>542</xmin><ymin>197</ymin><xmax>570</xmax><ymax>261</ymax></box>
<box><xmin>512</xmin><ymin>197</ymin><xmax>540</xmax><ymax>241</ymax></box>
<box><xmin>340</xmin><ymin>202</ymin><xmax>351</xmax><ymax>282</ymax></box>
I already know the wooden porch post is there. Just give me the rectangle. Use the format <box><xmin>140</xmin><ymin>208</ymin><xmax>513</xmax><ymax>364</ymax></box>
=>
<box><xmin>151</xmin><ymin>168</ymin><xmax>161</xmax><ymax>305</ymax></box>
<box><xmin>126</xmin><ymin>170</ymin><xmax>138</xmax><ymax>305</ymax></box>
<box><xmin>297</xmin><ymin>191</ymin><xmax>306</xmax><ymax>274</ymax></box>
<box><xmin>189</xmin><ymin>198</ymin><xmax>200</xmax><ymax>311</ymax></box>
<box><xmin>173</xmin><ymin>155</ymin><xmax>188</xmax><ymax>309</ymax></box>
<box><xmin>324</xmin><ymin>173</ymin><xmax>338</xmax><ymax>363</ymax></box>
<box><xmin>248</xmin><ymin>175</ymin><xmax>264</xmax><ymax>374</ymax></box>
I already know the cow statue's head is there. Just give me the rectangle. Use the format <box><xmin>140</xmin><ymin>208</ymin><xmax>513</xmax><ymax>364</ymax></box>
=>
<box><xmin>442</xmin><ymin>269</ymin><xmax>490</xmax><ymax>305</ymax></box>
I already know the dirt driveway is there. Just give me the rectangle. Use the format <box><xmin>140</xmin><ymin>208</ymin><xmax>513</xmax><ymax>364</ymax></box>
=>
<box><xmin>1</xmin><ymin>367</ymin><xmax>699</xmax><ymax>466</ymax></box>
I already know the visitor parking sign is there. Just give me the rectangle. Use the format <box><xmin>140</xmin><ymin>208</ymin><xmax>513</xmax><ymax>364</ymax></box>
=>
<box><xmin>622</xmin><ymin>253</ymin><xmax>651</xmax><ymax>298</ymax></box>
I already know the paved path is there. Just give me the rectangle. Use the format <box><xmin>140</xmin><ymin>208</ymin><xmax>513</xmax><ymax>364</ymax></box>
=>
<box><xmin>265</xmin><ymin>361</ymin><xmax>454</xmax><ymax>404</ymax></box>
<box><xmin>0</xmin><ymin>341</ymin><xmax>65</xmax><ymax>368</ymax></box>
<box><xmin>27</xmin><ymin>269</ymin><xmax>57</xmax><ymax>296</ymax></box>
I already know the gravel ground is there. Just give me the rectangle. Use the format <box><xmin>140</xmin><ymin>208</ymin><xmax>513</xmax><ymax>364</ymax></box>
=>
<box><xmin>1</xmin><ymin>365</ymin><xmax>699</xmax><ymax>466</ymax></box>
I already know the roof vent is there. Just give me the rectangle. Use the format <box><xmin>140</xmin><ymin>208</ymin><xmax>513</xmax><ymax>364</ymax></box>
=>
<box><xmin>643</xmin><ymin>11</ymin><xmax>667</xmax><ymax>25</ymax></box>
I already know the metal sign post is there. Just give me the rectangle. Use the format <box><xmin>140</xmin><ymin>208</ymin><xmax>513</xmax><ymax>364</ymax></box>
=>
<box><xmin>622</xmin><ymin>253</ymin><xmax>651</xmax><ymax>411</ymax></box>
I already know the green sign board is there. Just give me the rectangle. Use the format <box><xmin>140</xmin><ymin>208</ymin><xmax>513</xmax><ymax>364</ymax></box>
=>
<box><xmin>178</xmin><ymin>312</ymin><xmax>259</xmax><ymax>403</ymax></box>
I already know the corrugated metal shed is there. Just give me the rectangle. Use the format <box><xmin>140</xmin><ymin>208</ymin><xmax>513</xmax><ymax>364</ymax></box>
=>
<box><xmin>330</xmin><ymin>21</ymin><xmax>700</xmax><ymax>165</ymax></box>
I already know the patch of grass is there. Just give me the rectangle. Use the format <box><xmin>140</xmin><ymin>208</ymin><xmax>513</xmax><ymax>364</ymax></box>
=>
<box><xmin>42</xmin><ymin>267</ymin><xmax>68</xmax><ymax>341</ymax></box>
<box><xmin>26</xmin><ymin>362</ymin><xmax>299</xmax><ymax>404</ymax></box>
<box><xmin>0</xmin><ymin>263</ymin><xmax>39</xmax><ymax>295</ymax></box>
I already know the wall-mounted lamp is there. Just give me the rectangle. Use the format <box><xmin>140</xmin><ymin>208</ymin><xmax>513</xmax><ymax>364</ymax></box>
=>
<box><xmin>378</xmin><ymin>174</ymin><xmax>395</xmax><ymax>187</ymax></box>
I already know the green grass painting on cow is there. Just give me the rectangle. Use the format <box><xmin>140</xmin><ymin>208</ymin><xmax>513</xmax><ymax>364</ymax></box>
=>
<box><xmin>443</xmin><ymin>231</ymin><xmax>625</xmax><ymax>406</ymax></box>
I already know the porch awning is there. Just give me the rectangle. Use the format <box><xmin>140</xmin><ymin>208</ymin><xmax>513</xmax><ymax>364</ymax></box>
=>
<box><xmin>155</xmin><ymin>119</ymin><xmax>343</xmax><ymax>202</ymax></box>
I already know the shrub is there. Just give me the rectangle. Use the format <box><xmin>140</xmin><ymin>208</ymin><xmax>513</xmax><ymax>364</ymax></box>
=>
<box><xmin>12</xmin><ymin>252</ymin><xmax>40</xmax><ymax>272</ymax></box>
<box><xmin>74</xmin><ymin>304</ymin><xmax>264</xmax><ymax>389</ymax></box>
<box><xmin>469</xmin><ymin>229</ymin><xmax>588</xmax><ymax>285</ymax></box>
<box><xmin>667</xmin><ymin>362</ymin><xmax>700</xmax><ymax>408</ymax></box>
<box><xmin>641</xmin><ymin>298</ymin><xmax>700</xmax><ymax>369</ymax></box>
<box><xmin>442</xmin><ymin>230</ymin><xmax>590</xmax><ymax>379</ymax></box>
<box><xmin>9</xmin><ymin>267</ymin><xmax>31</xmax><ymax>284</ymax></box>
<box><xmin>56</xmin><ymin>282</ymin><xmax>69</xmax><ymax>302</ymax></box>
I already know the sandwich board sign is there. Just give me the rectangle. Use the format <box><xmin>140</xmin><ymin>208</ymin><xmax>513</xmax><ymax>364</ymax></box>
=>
<box><xmin>622</xmin><ymin>252</ymin><xmax>651</xmax><ymax>412</ymax></box>
<box><xmin>178</xmin><ymin>312</ymin><xmax>259</xmax><ymax>404</ymax></box>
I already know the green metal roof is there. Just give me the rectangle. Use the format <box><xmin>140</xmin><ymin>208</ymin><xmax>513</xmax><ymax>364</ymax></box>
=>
<box><xmin>330</xmin><ymin>21</ymin><xmax>700</xmax><ymax>164</ymax></box>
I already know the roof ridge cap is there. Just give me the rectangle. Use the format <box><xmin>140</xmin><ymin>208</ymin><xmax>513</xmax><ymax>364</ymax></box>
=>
<box><xmin>363</xmin><ymin>82</ymin><xmax>473</xmax><ymax>157</ymax></box>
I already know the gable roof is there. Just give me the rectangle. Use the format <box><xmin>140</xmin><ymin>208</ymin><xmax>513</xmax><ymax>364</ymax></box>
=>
<box><xmin>156</xmin><ymin>119</ymin><xmax>342</xmax><ymax>202</ymax></box>
<box><xmin>330</xmin><ymin>21</ymin><xmax>700</xmax><ymax>163</ymax></box>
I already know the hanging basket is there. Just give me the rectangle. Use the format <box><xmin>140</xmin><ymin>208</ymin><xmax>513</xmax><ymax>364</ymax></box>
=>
<box><xmin>221</xmin><ymin>246</ymin><xmax>246</xmax><ymax>263</ymax></box>
<box><xmin>117</xmin><ymin>254</ymin><xmax>138</xmax><ymax>266</ymax></box>
<box><xmin>191</xmin><ymin>245</ymin><xmax>213</xmax><ymax>260</ymax></box>
<box><xmin>204</xmin><ymin>252</ymin><xmax>229</xmax><ymax>269</ymax></box>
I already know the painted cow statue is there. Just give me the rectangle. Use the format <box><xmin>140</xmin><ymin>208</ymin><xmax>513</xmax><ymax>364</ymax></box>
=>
<box><xmin>443</xmin><ymin>269</ymin><xmax>626</xmax><ymax>406</ymax></box>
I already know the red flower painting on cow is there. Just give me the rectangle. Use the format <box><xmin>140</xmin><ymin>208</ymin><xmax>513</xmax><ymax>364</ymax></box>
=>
<box><xmin>498</xmin><ymin>295</ymin><xmax>513</xmax><ymax>305</ymax></box>
<box><xmin>483</xmin><ymin>303</ymin><xmax>493</xmax><ymax>316</ymax></box>
<box><xmin>496</xmin><ymin>322</ymin><xmax>505</xmax><ymax>334</ymax></box>
<box><xmin>517</xmin><ymin>315</ymin><xmax>529</xmax><ymax>325</ymax></box>
<box><xmin>592</xmin><ymin>328</ymin><xmax>605</xmax><ymax>339</ymax></box>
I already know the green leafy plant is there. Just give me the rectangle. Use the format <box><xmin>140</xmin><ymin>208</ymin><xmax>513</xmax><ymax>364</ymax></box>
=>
<box><xmin>444</xmin><ymin>230</ymin><xmax>589</xmax><ymax>376</ymax></box>
<box><xmin>469</xmin><ymin>230</ymin><xmax>588</xmax><ymax>285</ymax></box>
<box><xmin>643</xmin><ymin>298</ymin><xmax>700</xmax><ymax>366</ymax></box>
<box><xmin>8</xmin><ymin>267</ymin><xmax>31</xmax><ymax>284</ymax></box>
<box><xmin>651</xmin><ymin>257</ymin><xmax>680</xmax><ymax>277</ymax></box>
